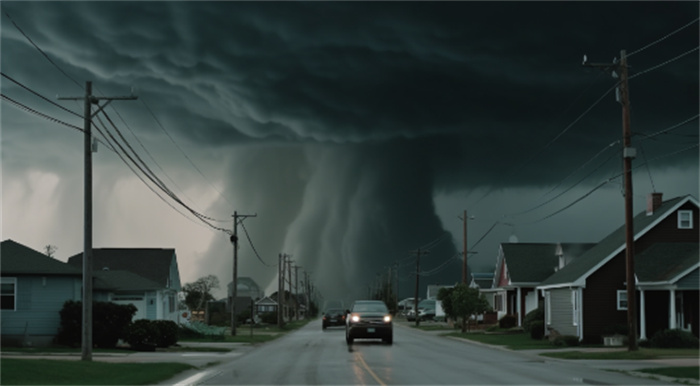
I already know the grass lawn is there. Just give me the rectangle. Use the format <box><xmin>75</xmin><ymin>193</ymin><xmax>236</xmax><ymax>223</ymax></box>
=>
<box><xmin>541</xmin><ymin>348</ymin><xmax>700</xmax><ymax>360</ymax></box>
<box><xmin>0</xmin><ymin>358</ymin><xmax>194</xmax><ymax>385</ymax></box>
<box><xmin>637</xmin><ymin>366</ymin><xmax>700</xmax><ymax>380</ymax></box>
<box><xmin>180</xmin><ymin>319</ymin><xmax>312</xmax><ymax>344</ymax></box>
<box><xmin>443</xmin><ymin>331</ymin><xmax>555</xmax><ymax>350</ymax></box>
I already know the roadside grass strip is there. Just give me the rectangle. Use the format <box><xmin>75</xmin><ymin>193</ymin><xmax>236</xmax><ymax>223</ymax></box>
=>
<box><xmin>443</xmin><ymin>331</ymin><xmax>555</xmax><ymax>350</ymax></box>
<box><xmin>636</xmin><ymin>366</ymin><xmax>700</xmax><ymax>381</ymax></box>
<box><xmin>1</xmin><ymin>358</ymin><xmax>194</xmax><ymax>385</ymax></box>
<box><xmin>540</xmin><ymin>348</ymin><xmax>700</xmax><ymax>360</ymax></box>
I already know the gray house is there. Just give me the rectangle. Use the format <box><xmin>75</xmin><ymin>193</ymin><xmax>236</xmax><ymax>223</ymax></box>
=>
<box><xmin>67</xmin><ymin>248</ymin><xmax>182</xmax><ymax>322</ymax></box>
<box><xmin>1</xmin><ymin>240</ymin><xmax>184</xmax><ymax>346</ymax></box>
<box><xmin>1</xmin><ymin>240</ymin><xmax>82</xmax><ymax>346</ymax></box>
<box><xmin>538</xmin><ymin>194</ymin><xmax>699</xmax><ymax>343</ymax></box>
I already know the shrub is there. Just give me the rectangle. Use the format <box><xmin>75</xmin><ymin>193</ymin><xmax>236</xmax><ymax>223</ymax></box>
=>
<box><xmin>499</xmin><ymin>315</ymin><xmax>517</xmax><ymax>329</ymax></box>
<box><xmin>602</xmin><ymin>323</ymin><xmax>628</xmax><ymax>336</ymax></box>
<box><xmin>649</xmin><ymin>329</ymin><xmax>699</xmax><ymax>349</ymax></box>
<box><xmin>529</xmin><ymin>320</ymin><xmax>545</xmax><ymax>340</ymax></box>
<box><xmin>260</xmin><ymin>311</ymin><xmax>278</xmax><ymax>325</ymax></box>
<box><xmin>522</xmin><ymin>307</ymin><xmax>544</xmax><ymax>333</ymax></box>
<box><xmin>552</xmin><ymin>335</ymin><xmax>580</xmax><ymax>347</ymax></box>
<box><xmin>55</xmin><ymin>300</ymin><xmax>136</xmax><ymax>348</ymax></box>
<box><xmin>124</xmin><ymin>319</ymin><xmax>159</xmax><ymax>349</ymax></box>
<box><xmin>152</xmin><ymin>320</ymin><xmax>179</xmax><ymax>348</ymax></box>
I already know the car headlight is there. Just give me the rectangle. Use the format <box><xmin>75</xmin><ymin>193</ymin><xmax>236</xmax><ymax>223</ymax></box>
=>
<box><xmin>351</xmin><ymin>314</ymin><xmax>360</xmax><ymax>323</ymax></box>
<box><xmin>383</xmin><ymin>315</ymin><xmax>392</xmax><ymax>323</ymax></box>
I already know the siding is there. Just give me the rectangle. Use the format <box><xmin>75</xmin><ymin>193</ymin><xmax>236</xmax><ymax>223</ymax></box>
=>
<box><xmin>582</xmin><ymin>252</ymin><xmax>627</xmax><ymax>343</ymax></box>
<box><xmin>677</xmin><ymin>268</ymin><xmax>699</xmax><ymax>290</ymax></box>
<box><xmin>547</xmin><ymin>288</ymin><xmax>577</xmax><ymax>337</ymax></box>
<box><xmin>1</xmin><ymin>276</ymin><xmax>80</xmax><ymax>337</ymax></box>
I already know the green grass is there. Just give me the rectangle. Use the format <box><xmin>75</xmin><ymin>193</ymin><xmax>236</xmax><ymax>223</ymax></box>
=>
<box><xmin>412</xmin><ymin>324</ymin><xmax>455</xmax><ymax>331</ymax></box>
<box><xmin>0</xmin><ymin>358</ymin><xmax>194</xmax><ymax>385</ymax></box>
<box><xmin>637</xmin><ymin>366</ymin><xmax>700</xmax><ymax>380</ymax></box>
<box><xmin>541</xmin><ymin>348</ymin><xmax>700</xmax><ymax>360</ymax></box>
<box><xmin>443</xmin><ymin>331</ymin><xmax>555</xmax><ymax>350</ymax></box>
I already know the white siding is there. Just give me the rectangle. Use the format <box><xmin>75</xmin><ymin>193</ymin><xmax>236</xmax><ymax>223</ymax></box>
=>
<box><xmin>546</xmin><ymin>288</ymin><xmax>577</xmax><ymax>337</ymax></box>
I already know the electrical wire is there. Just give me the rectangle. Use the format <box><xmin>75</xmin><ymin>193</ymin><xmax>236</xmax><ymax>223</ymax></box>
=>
<box><xmin>3</xmin><ymin>11</ymin><xmax>83</xmax><ymax>90</ymax></box>
<box><xmin>141</xmin><ymin>98</ymin><xmax>237</xmax><ymax>211</ymax></box>
<box><xmin>629</xmin><ymin>46</ymin><xmax>699</xmax><ymax>80</ymax></box>
<box><xmin>2</xmin><ymin>93</ymin><xmax>82</xmax><ymax>132</ymax></box>
<box><xmin>628</xmin><ymin>17</ymin><xmax>699</xmax><ymax>57</ymax></box>
<box><xmin>1</xmin><ymin>72</ymin><xmax>82</xmax><ymax>118</ymax></box>
<box><xmin>239</xmin><ymin>220</ymin><xmax>277</xmax><ymax>267</ymax></box>
<box><xmin>634</xmin><ymin>114</ymin><xmax>699</xmax><ymax>142</ymax></box>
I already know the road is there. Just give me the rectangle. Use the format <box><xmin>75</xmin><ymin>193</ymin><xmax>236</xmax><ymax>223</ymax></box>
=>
<box><xmin>179</xmin><ymin>321</ymin><xmax>670</xmax><ymax>385</ymax></box>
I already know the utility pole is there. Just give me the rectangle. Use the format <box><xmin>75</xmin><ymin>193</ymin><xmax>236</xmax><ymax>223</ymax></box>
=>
<box><xmin>277</xmin><ymin>253</ymin><xmax>284</xmax><ymax>328</ymax></box>
<box><xmin>59</xmin><ymin>82</ymin><xmax>136</xmax><ymax>362</ymax></box>
<box><xmin>230</xmin><ymin>211</ymin><xmax>257</xmax><ymax>336</ymax></box>
<box><xmin>461</xmin><ymin>210</ymin><xmax>468</xmax><ymax>284</ymax></box>
<box><xmin>294</xmin><ymin>265</ymin><xmax>301</xmax><ymax>320</ymax></box>
<box><xmin>584</xmin><ymin>50</ymin><xmax>637</xmax><ymax>351</ymax></box>
<box><xmin>409</xmin><ymin>248</ymin><xmax>429</xmax><ymax>327</ymax></box>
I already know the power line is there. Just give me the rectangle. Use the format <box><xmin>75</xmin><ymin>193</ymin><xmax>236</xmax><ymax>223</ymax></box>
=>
<box><xmin>239</xmin><ymin>220</ymin><xmax>277</xmax><ymax>267</ymax></box>
<box><xmin>141</xmin><ymin>98</ymin><xmax>236</xmax><ymax>211</ymax></box>
<box><xmin>2</xmin><ymin>72</ymin><xmax>82</xmax><ymax>118</ymax></box>
<box><xmin>3</xmin><ymin>11</ymin><xmax>83</xmax><ymax>90</ymax></box>
<box><xmin>629</xmin><ymin>46</ymin><xmax>699</xmax><ymax>80</ymax></box>
<box><xmin>2</xmin><ymin>93</ymin><xmax>83</xmax><ymax>132</ymax></box>
<box><xmin>628</xmin><ymin>17</ymin><xmax>699</xmax><ymax>57</ymax></box>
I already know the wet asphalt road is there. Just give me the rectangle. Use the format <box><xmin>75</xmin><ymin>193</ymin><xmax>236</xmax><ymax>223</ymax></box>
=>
<box><xmin>173</xmin><ymin>321</ymin><xmax>673</xmax><ymax>385</ymax></box>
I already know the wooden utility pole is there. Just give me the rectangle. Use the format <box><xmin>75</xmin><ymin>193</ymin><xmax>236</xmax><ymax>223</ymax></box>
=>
<box><xmin>59</xmin><ymin>82</ymin><xmax>136</xmax><ymax>361</ymax></box>
<box><xmin>584</xmin><ymin>50</ymin><xmax>637</xmax><ymax>351</ymax></box>
<box><xmin>462</xmin><ymin>210</ymin><xmax>468</xmax><ymax>284</ymax></box>
<box><xmin>231</xmin><ymin>211</ymin><xmax>257</xmax><ymax>336</ymax></box>
<box><xmin>409</xmin><ymin>248</ymin><xmax>429</xmax><ymax>327</ymax></box>
<box><xmin>278</xmin><ymin>253</ymin><xmax>284</xmax><ymax>327</ymax></box>
<box><xmin>619</xmin><ymin>50</ymin><xmax>638</xmax><ymax>351</ymax></box>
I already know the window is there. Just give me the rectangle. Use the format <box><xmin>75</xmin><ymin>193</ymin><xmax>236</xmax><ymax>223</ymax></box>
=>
<box><xmin>572</xmin><ymin>290</ymin><xmax>579</xmax><ymax>326</ymax></box>
<box><xmin>1</xmin><ymin>278</ymin><xmax>17</xmax><ymax>311</ymax></box>
<box><xmin>494</xmin><ymin>294</ymin><xmax>504</xmax><ymax>312</ymax></box>
<box><xmin>678</xmin><ymin>210</ymin><xmax>693</xmax><ymax>229</ymax></box>
<box><xmin>617</xmin><ymin>290</ymin><xmax>628</xmax><ymax>310</ymax></box>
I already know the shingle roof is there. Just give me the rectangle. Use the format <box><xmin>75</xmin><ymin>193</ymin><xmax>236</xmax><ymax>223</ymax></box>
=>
<box><xmin>1</xmin><ymin>239</ymin><xmax>80</xmax><ymax>276</ymax></box>
<box><xmin>636</xmin><ymin>243</ymin><xmax>699</xmax><ymax>283</ymax></box>
<box><xmin>67</xmin><ymin>248</ymin><xmax>176</xmax><ymax>288</ymax></box>
<box><xmin>539</xmin><ymin>195</ymin><xmax>695</xmax><ymax>288</ymax></box>
<box><xmin>94</xmin><ymin>269</ymin><xmax>163</xmax><ymax>291</ymax></box>
<box><xmin>501</xmin><ymin>243</ymin><xmax>595</xmax><ymax>284</ymax></box>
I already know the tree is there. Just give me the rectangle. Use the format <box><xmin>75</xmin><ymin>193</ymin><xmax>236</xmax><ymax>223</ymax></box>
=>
<box><xmin>437</xmin><ymin>286</ymin><xmax>455</xmax><ymax>321</ymax></box>
<box><xmin>182</xmin><ymin>275</ymin><xmax>220</xmax><ymax>311</ymax></box>
<box><xmin>451</xmin><ymin>283</ymin><xmax>491</xmax><ymax>333</ymax></box>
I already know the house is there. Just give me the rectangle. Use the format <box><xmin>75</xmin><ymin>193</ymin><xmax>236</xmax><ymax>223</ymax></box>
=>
<box><xmin>486</xmin><ymin>242</ymin><xmax>594</xmax><ymax>326</ymax></box>
<box><xmin>255</xmin><ymin>296</ymin><xmax>278</xmax><ymax>314</ymax></box>
<box><xmin>67</xmin><ymin>248</ymin><xmax>182</xmax><ymax>323</ymax></box>
<box><xmin>469</xmin><ymin>272</ymin><xmax>494</xmax><ymax>290</ymax></box>
<box><xmin>1</xmin><ymin>240</ymin><xmax>82</xmax><ymax>346</ymax></box>
<box><xmin>538</xmin><ymin>194</ymin><xmax>699</xmax><ymax>343</ymax></box>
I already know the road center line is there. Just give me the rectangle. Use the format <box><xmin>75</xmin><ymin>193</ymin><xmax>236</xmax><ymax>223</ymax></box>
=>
<box><xmin>355</xmin><ymin>352</ymin><xmax>386</xmax><ymax>386</ymax></box>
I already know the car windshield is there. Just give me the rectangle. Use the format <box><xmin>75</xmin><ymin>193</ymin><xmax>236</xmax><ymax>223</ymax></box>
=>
<box><xmin>352</xmin><ymin>302</ymin><xmax>388</xmax><ymax>313</ymax></box>
<box><xmin>418</xmin><ymin>299</ymin><xmax>435</xmax><ymax>309</ymax></box>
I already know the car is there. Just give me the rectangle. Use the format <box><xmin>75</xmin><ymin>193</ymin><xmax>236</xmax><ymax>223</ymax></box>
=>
<box><xmin>345</xmin><ymin>300</ymin><xmax>393</xmax><ymax>345</ymax></box>
<box><xmin>322</xmin><ymin>308</ymin><xmax>346</xmax><ymax>329</ymax></box>
<box><xmin>406</xmin><ymin>299</ymin><xmax>435</xmax><ymax>321</ymax></box>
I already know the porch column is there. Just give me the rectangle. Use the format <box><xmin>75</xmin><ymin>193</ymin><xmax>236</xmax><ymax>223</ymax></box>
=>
<box><xmin>516</xmin><ymin>287</ymin><xmax>522</xmax><ymax>326</ymax></box>
<box><xmin>639</xmin><ymin>289</ymin><xmax>647</xmax><ymax>340</ymax></box>
<box><xmin>669</xmin><ymin>289</ymin><xmax>677</xmax><ymax>329</ymax></box>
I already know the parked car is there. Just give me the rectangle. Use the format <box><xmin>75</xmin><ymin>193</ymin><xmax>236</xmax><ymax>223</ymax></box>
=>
<box><xmin>406</xmin><ymin>299</ymin><xmax>436</xmax><ymax>321</ymax></box>
<box><xmin>322</xmin><ymin>308</ymin><xmax>346</xmax><ymax>329</ymax></box>
<box><xmin>345</xmin><ymin>300</ymin><xmax>393</xmax><ymax>345</ymax></box>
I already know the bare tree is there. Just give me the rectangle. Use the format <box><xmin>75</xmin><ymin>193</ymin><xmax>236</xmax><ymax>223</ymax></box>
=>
<box><xmin>182</xmin><ymin>275</ymin><xmax>220</xmax><ymax>311</ymax></box>
<box><xmin>44</xmin><ymin>245</ymin><xmax>57</xmax><ymax>257</ymax></box>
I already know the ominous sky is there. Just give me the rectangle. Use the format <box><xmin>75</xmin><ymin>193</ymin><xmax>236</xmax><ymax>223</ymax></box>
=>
<box><xmin>2</xmin><ymin>2</ymin><xmax>698</xmax><ymax>305</ymax></box>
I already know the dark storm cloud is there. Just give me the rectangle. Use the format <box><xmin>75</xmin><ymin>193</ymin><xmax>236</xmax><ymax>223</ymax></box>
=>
<box><xmin>2</xmin><ymin>1</ymin><xmax>698</xmax><ymax>299</ymax></box>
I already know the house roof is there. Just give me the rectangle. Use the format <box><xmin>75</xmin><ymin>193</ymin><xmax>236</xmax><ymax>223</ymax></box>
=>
<box><xmin>255</xmin><ymin>296</ymin><xmax>278</xmax><ymax>305</ymax></box>
<box><xmin>94</xmin><ymin>270</ymin><xmax>163</xmax><ymax>291</ymax></box>
<box><xmin>67</xmin><ymin>248</ymin><xmax>177</xmax><ymax>288</ymax></box>
<box><xmin>539</xmin><ymin>195</ymin><xmax>696</xmax><ymax>289</ymax></box>
<box><xmin>1</xmin><ymin>239</ymin><xmax>80</xmax><ymax>276</ymax></box>
<box><xmin>499</xmin><ymin>243</ymin><xmax>595</xmax><ymax>285</ymax></box>
<box><xmin>636</xmin><ymin>243</ymin><xmax>699</xmax><ymax>284</ymax></box>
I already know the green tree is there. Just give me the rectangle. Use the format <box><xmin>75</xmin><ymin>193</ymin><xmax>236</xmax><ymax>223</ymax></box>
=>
<box><xmin>451</xmin><ymin>283</ymin><xmax>491</xmax><ymax>333</ymax></box>
<box><xmin>182</xmin><ymin>275</ymin><xmax>220</xmax><ymax>311</ymax></box>
<box><xmin>437</xmin><ymin>286</ymin><xmax>455</xmax><ymax>321</ymax></box>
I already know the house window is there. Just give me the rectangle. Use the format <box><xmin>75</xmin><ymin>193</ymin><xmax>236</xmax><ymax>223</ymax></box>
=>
<box><xmin>1</xmin><ymin>278</ymin><xmax>17</xmax><ymax>311</ymax></box>
<box><xmin>678</xmin><ymin>210</ymin><xmax>693</xmax><ymax>229</ymax></box>
<box><xmin>545</xmin><ymin>292</ymin><xmax>551</xmax><ymax>325</ymax></box>
<box><xmin>572</xmin><ymin>290</ymin><xmax>579</xmax><ymax>326</ymax></box>
<box><xmin>494</xmin><ymin>294</ymin><xmax>504</xmax><ymax>312</ymax></box>
<box><xmin>617</xmin><ymin>290</ymin><xmax>628</xmax><ymax>310</ymax></box>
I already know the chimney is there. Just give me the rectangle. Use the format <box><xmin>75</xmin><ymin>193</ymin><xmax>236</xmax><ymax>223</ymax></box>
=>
<box><xmin>646</xmin><ymin>192</ymin><xmax>663</xmax><ymax>215</ymax></box>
